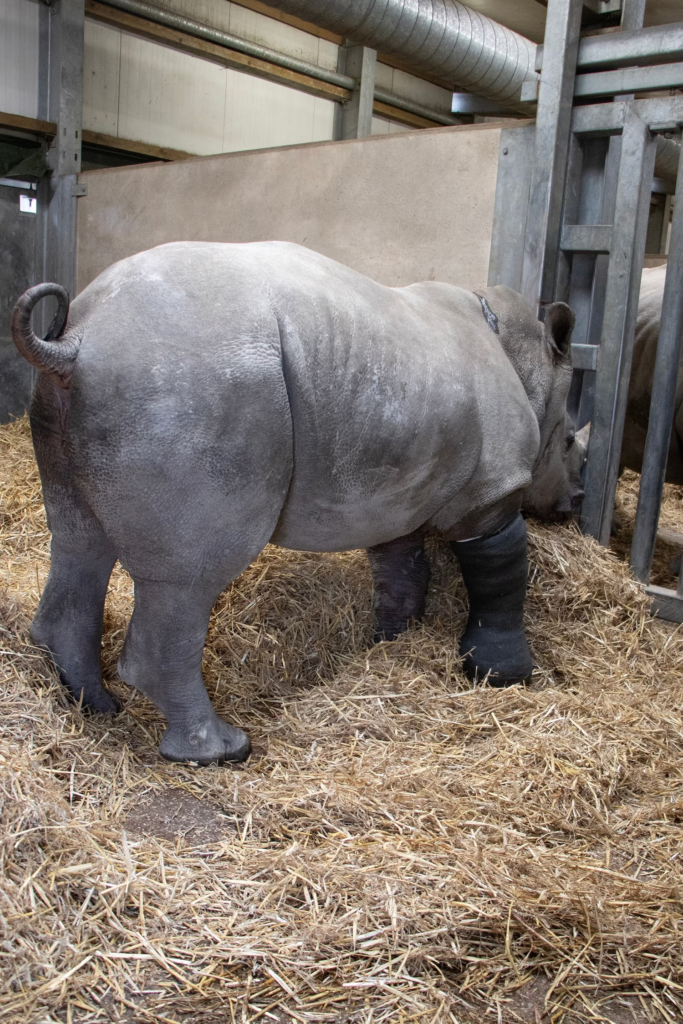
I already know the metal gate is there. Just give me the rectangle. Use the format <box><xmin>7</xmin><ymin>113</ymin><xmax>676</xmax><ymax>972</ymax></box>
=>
<box><xmin>489</xmin><ymin>0</ymin><xmax>683</xmax><ymax>622</ymax></box>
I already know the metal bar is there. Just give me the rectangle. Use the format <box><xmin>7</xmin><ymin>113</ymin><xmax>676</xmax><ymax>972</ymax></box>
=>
<box><xmin>560</xmin><ymin>223</ymin><xmax>612</xmax><ymax>252</ymax></box>
<box><xmin>521</xmin><ymin>0</ymin><xmax>584</xmax><ymax>313</ymax></box>
<box><xmin>645</xmin><ymin>585</ymin><xmax>683</xmax><ymax>622</ymax></box>
<box><xmin>374</xmin><ymin>90</ymin><xmax>462</xmax><ymax>127</ymax></box>
<box><xmin>487</xmin><ymin>125</ymin><xmax>536</xmax><ymax>290</ymax></box>
<box><xmin>36</xmin><ymin>0</ymin><xmax>84</xmax><ymax>305</ymax></box>
<box><xmin>575</xmin><ymin>61</ymin><xmax>683</xmax><ymax>99</ymax></box>
<box><xmin>338</xmin><ymin>44</ymin><xmax>376</xmax><ymax>139</ymax></box>
<box><xmin>581</xmin><ymin>106</ymin><xmax>658</xmax><ymax>544</ymax></box>
<box><xmin>554</xmin><ymin>129</ymin><xmax>584</xmax><ymax>304</ymax></box>
<box><xmin>630</xmin><ymin>136</ymin><xmax>683</xmax><ymax>582</ymax></box>
<box><xmin>571</xmin><ymin>343</ymin><xmax>600</xmax><ymax>370</ymax></box>
<box><xmin>536</xmin><ymin>22</ymin><xmax>683</xmax><ymax>73</ymax></box>
<box><xmin>573</xmin><ymin>96</ymin><xmax>683</xmax><ymax>135</ymax></box>
<box><xmin>620</xmin><ymin>0</ymin><xmax>647</xmax><ymax>31</ymax></box>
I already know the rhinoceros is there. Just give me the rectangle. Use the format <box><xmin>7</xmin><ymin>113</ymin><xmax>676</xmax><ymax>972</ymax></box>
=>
<box><xmin>12</xmin><ymin>242</ymin><xmax>583</xmax><ymax>765</ymax></box>
<box><xmin>621</xmin><ymin>265</ymin><xmax>683</xmax><ymax>483</ymax></box>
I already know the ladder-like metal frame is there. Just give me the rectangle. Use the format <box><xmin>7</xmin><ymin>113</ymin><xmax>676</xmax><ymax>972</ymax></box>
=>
<box><xmin>521</xmin><ymin>0</ymin><xmax>683</xmax><ymax>622</ymax></box>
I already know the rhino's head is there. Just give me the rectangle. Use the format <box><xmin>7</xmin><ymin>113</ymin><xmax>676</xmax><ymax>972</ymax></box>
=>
<box><xmin>485</xmin><ymin>288</ymin><xmax>585</xmax><ymax>521</ymax></box>
<box><xmin>520</xmin><ymin>302</ymin><xmax>586</xmax><ymax>519</ymax></box>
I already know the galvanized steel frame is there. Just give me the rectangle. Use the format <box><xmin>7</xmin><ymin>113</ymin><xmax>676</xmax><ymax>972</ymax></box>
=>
<box><xmin>507</xmin><ymin>0</ymin><xmax>683</xmax><ymax>621</ymax></box>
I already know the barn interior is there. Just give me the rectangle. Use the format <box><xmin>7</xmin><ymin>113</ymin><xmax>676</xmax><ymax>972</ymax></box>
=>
<box><xmin>1</xmin><ymin>1</ymin><xmax>683</xmax><ymax>1022</ymax></box>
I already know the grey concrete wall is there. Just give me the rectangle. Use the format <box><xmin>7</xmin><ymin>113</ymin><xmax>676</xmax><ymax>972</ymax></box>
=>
<box><xmin>0</xmin><ymin>183</ymin><xmax>36</xmax><ymax>422</ymax></box>
<box><xmin>76</xmin><ymin>123</ymin><xmax>504</xmax><ymax>294</ymax></box>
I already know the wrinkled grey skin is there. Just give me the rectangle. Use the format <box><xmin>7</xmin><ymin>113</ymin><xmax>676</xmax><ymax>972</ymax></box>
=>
<box><xmin>20</xmin><ymin>242</ymin><xmax>582</xmax><ymax>765</ymax></box>
<box><xmin>621</xmin><ymin>265</ymin><xmax>683</xmax><ymax>483</ymax></box>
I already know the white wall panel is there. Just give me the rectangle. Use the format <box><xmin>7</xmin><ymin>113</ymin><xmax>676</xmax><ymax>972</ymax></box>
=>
<box><xmin>0</xmin><ymin>0</ymin><xmax>40</xmax><ymax>119</ymax></box>
<box><xmin>83</xmin><ymin>20</ymin><xmax>121</xmax><ymax>135</ymax></box>
<box><xmin>117</xmin><ymin>33</ymin><xmax>227</xmax><ymax>154</ymax></box>
<box><xmin>371</xmin><ymin>117</ymin><xmax>413</xmax><ymax>136</ymax></box>
<box><xmin>82</xmin><ymin>21</ymin><xmax>335</xmax><ymax>156</ymax></box>
<box><xmin>222</xmin><ymin>68</ymin><xmax>334</xmax><ymax>153</ymax></box>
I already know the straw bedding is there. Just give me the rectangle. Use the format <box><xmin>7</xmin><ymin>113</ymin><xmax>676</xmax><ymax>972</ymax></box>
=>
<box><xmin>1</xmin><ymin>416</ymin><xmax>682</xmax><ymax>1024</ymax></box>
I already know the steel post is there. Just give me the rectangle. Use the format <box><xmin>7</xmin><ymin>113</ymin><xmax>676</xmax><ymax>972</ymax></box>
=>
<box><xmin>37</xmin><ymin>0</ymin><xmax>84</xmax><ymax>302</ymax></box>
<box><xmin>337</xmin><ymin>44</ymin><xmax>376</xmax><ymax>140</ymax></box>
<box><xmin>521</xmin><ymin>0</ymin><xmax>583</xmax><ymax>314</ymax></box>
<box><xmin>630</xmin><ymin>135</ymin><xmax>683</xmax><ymax>581</ymax></box>
<box><xmin>581</xmin><ymin>106</ymin><xmax>657</xmax><ymax>544</ymax></box>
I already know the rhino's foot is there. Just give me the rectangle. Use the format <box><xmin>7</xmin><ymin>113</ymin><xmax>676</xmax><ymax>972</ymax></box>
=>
<box><xmin>452</xmin><ymin>514</ymin><xmax>533</xmax><ymax>689</ymax></box>
<box><xmin>373</xmin><ymin>619</ymin><xmax>411</xmax><ymax>643</ymax></box>
<box><xmin>159</xmin><ymin>716</ymin><xmax>251</xmax><ymax>766</ymax></box>
<box><xmin>368</xmin><ymin>530</ymin><xmax>430</xmax><ymax>647</ymax></box>
<box><xmin>59</xmin><ymin>674</ymin><xmax>121</xmax><ymax>714</ymax></box>
<box><xmin>459</xmin><ymin>627</ymin><xmax>533</xmax><ymax>687</ymax></box>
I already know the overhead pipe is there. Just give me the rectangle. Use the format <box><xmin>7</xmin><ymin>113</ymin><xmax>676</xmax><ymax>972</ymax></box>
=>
<box><xmin>97</xmin><ymin>0</ymin><xmax>464</xmax><ymax>126</ymax></box>
<box><xmin>264</xmin><ymin>0</ymin><xmax>538</xmax><ymax>109</ymax></box>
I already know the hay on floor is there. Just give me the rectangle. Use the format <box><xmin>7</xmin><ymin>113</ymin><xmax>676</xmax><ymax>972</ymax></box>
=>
<box><xmin>1</xmin><ymin>415</ymin><xmax>682</xmax><ymax>1024</ymax></box>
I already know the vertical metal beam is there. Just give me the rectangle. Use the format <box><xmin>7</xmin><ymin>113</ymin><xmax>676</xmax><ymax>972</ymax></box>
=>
<box><xmin>630</xmin><ymin>137</ymin><xmax>683</xmax><ymax>581</ymax></box>
<box><xmin>580</xmin><ymin>106</ymin><xmax>657</xmax><ymax>545</ymax></box>
<box><xmin>487</xmin><ymin>125</ymin><xmax>536</xmax><ymax>291</ymax></box>
<box><xmin>37</xmin><ymin>0</ymin><xmax>84</xmax><ymax>302</ymax></box>
<box><xmin>337</xmin><ymin>43</ymin><xmax>376</xmax><ymax>140</ymax></box>
<box><xmin>574</xmin><ymin>1</ymin><xmax>645</xmax><ymax>428</ymax></box>
<box><xmin>521</xmin><ymin>0</ymin><xmax>583</xmax><ymax>314</ymax></box>
<box><xmin>620</xmin><ymin>0</ymin><xmax>647</xmax><ymax>31</ymax></box>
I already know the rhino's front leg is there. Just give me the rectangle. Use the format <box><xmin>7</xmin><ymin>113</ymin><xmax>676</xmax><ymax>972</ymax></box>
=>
<box><xmin>118</xmin><ymin>580</ymin><xmax>251</xmax><ymax>765</ymax></box>
<box><xmin>451</xmin><ymin>513</ymin><xmax>533</xmax><ymax>687</ymax></box>
<box><xmin>367</xmin><ymin>530</ymin><xmax>430</xmax><ymax>642</ymax></box>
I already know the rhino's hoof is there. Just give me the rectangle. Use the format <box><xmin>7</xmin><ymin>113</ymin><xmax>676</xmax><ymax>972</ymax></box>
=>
<box><xmin>373</xmin><ymin>620</ymin><xmax>410</xmax><ymax>644</ymax></box>
<box><xmin>62</xmin><ymin>677</ymin><xmax>121</xmax><ymax>714</ymax></box>
<box><xmin>459</xmin><ymin>628</ymin><xmax>533</xmax><ymax>688</ymax></box>
<box><xmin>159</xmin><ymin>718</ymin><xmax>251</xmax><ymax>766</ymax></box>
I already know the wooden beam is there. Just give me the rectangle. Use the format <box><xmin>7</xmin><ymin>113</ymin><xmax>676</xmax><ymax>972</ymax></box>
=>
<box><xmin>230</xmin><ymin>0</ymin><xmax>341</xmax><ymax>45</ymax></box>
<box><xmin>85</xmin><ymin>0</ymin><xmax>350</xmax><ymax>102</ymax></box>
<box><xmin>81</xmin><ymin>129</ymin><xmax>195</xmax><ymax>161</ymax></box>
<box><xmin>371</xmin><ymin>101</ymin><xmax>440</xmax><ymax>130</ymax></box>
<box><xmin>0</xmin><ymin>111</ymin><xmax>57</xmax><ymax>136</ymax></box>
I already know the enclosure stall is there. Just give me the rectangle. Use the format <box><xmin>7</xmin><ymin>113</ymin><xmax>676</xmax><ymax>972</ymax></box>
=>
<box><xmin>1</xmin><ymin>0</ymin><xmax>683</xmax><ymax>1022</ymax></box>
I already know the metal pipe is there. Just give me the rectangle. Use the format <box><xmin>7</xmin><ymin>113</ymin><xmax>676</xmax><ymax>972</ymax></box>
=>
<box><xmin>97</xmin><ymin>0</ymin><xmax>464</xmax><ymax>126</ymax></box>
<box><xmin>630</xmin><ymin>139</ymin><xmax>683</xmax><ymax>582</ymax></box>
<box><xmin>264</xmin><ymin>0</ymin><xmax>538</xmax><ymax>109</ymax></box>
<box><xmin>373</xmin><ymin>89</ymin><xmax>461</xmax><ymax>126</ymax></box>
<box><xmin>100</xmin><ymin>0</ymin><xmax>356</xmax><ymax>89</ymax></box>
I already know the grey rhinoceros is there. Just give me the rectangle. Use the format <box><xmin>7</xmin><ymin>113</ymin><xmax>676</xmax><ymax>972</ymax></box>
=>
<box><xmin>621</xmin><ymin>265</ymin><xmax>683</xmax><ymax>483</ymax></box>
<box><xmin>12</xmin><ymin>241</ymin><xmax>584</xmax><ymax>765</ymax></box>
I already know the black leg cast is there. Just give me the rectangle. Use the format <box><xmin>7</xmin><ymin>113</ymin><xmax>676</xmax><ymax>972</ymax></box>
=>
<box><xmin>367</xmin><ymin>530</ymin><xmax>430</xmax><ymax>642</ymax></box>
<box><xmin>451</xmin><ymin>514</ymin><xmax>532</xmax><ymax>687</ymax></box>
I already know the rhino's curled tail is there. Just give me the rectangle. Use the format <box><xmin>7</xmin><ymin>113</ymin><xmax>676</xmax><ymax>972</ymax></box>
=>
<box><xmin>11</xmin><ymin>283</ymin><xmax>79</xmax><ymax>387</ymax></box>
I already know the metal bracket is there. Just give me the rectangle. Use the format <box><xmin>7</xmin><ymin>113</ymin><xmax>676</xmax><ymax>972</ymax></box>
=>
<box><xmin>571</xmin><ymin>343</ymin><xmax>600</xmax><ymax>370</ymax></box>
<box><xmin>645</xmin><ymin>586</ymin><xmax>683</xmax><ymax>623</ymax></box>
<box><xmin>71</xmin><ymin>181</ymin><xmax>87</xmax><ymax>197</ymax></box>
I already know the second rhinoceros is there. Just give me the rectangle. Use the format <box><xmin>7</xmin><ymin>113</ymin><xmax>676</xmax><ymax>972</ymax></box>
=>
<box><xmin>621</xmin><ymin>265</ymin><xmax>683</xmax><ymax>482</ymax></box>
<box><xmin>12</xmin><ymin>242</ymin><xmax>583</xmax><ymax>765</ymax></box>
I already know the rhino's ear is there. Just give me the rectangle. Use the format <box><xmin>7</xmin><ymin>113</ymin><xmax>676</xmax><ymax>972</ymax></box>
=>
<box><xmin>544</xmin><ymin>302</ymin><xmax>575</xmax><ymax>362</ymax></box>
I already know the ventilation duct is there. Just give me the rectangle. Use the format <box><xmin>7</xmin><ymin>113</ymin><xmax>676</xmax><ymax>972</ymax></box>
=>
<box><xmin>265</xmin><ymin>0</ymin><xmax>538</xmax><ymax>108</ymax></box>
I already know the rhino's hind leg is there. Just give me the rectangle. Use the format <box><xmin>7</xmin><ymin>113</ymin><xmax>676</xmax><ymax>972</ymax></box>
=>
<box><xmin>367</xmin><ymin>530</ymin><xmax>430</xmax><ymax>642</ymax></box>
<box><xmin>118</xmin><ymin>580</ymin><xmax>251</xmax><ymax>765</ymax></box>
<box><xmin>451</xmin><ymin>514</ymin><xmax>533</xmax><ymax>687</ymax></box>
<box><xmin>31</xmin><ymin>537</ymin><xmax>118</xmax><ymax>713</ymax></box>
